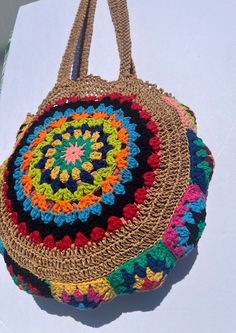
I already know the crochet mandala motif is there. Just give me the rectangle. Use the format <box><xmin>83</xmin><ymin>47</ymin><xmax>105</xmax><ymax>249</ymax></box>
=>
<box><xmin>4</xmin><ymin>94</ymin><xmax>160</xmax><ymax>249</ymax></box>
<box><xmin>0</xmin><ymin>92</ymin><xmax>214</xmax><ymax>309</ymax></box>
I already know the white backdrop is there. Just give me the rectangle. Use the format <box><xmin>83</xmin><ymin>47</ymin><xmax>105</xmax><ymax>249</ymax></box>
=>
<box><xmin>0</xmin><ymin>0</ymin><xmax>235</xmax><ymax>332</ymax></box>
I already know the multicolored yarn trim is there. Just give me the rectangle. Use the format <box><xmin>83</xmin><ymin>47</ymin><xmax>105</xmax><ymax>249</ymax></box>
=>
<box><xmin>0</xmin><ymin>91</ymin><xmax>214</xmax><ymax>310</ymax></box>
<box><xmin>187</xmin><ymin>129</ymin><xmax>214</xmax><ymax>195</ymax></box>
<box><xmin>107</xmin><ymin>240</ymin><xmax>176</xmax><ymax>295</ymax></box>
<box><xmin>162</xmin><ymin>95</ymin><xmax>197</xmax><ymax>132</ymax></box>
<box><xmin>163</xmin><ymin>184</ymin><xmax>206</xmax><ymax>258</ymax></box>
<box><xmin>51</xmin><ymin>278</ymin><xmax>115</xmax><ymax>310</ymax></box>
<box><xmin>3</xmin><ymin>251</ymin><xmax>51</xmax><ymax>297</ymax></box>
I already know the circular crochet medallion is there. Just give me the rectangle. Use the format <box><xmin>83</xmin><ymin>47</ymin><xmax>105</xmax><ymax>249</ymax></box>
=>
<box><xmin>5</xmin><ymin>94</ymin><xmax>160</xmax><ymax>250</ymax></box>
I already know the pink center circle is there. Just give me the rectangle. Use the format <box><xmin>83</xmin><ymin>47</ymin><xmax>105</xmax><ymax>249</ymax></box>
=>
<box><xmin>62</xmin><ymin>143</ymin><xmax>84</xmax><ymax>164</ymax></box>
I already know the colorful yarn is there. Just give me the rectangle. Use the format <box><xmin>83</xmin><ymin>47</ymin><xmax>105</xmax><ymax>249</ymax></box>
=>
<box><xmin>187</xmin><ymin>129</ymin><xmax>214</xmax><ymax>194</ymax></box>
<box><xmin>4</xmin><ymin>251</ymin><xmax>51</xmax><ymax>297</ymax></box>
<box><xmin>0</xmin><ymin>91</ymin><xmax>214</xmax><ymax>310</ymax></box>
<box><xmin>0</xmin><ymin>240</ymin><xmax>4</xmax><ymax>255</ymax></box>
<box><xmin>163</xmin><ymin>184</ymin><xmax>206</xmax><ymax>258</ymax></box>
<box><xmin>51</xmin><ymin>277</ymin><xmax>115</xmax><ymax>310</ymax></box>
<box><xmin>107</xmin><ymin>240</ymin><xmax>176</xmax><ymax>294</ymax></box>
<box><xmin>162</xmin><ymin>95</ymin><xmax>197</xmax><ymax>132</ymax></box>
<box><xmin>1</xmin><ymin>238</ymin><xmax>176</xmax><ymax>308</ymax></box>
<box><xmin>3</xmin><ymin>94</ymin><xmax>160</xmax><ymax>250</ymax></box>
<box><xmin>0</xmin><ymin>0</ymin><xmax>215</xmax><ymax>311</ymax></box>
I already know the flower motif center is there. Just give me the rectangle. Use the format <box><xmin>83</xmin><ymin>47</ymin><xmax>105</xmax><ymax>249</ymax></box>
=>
<box><xmin>62</xmin><ymin>143</ymin><xmax>85</xmax><ymax>164</ymax></box>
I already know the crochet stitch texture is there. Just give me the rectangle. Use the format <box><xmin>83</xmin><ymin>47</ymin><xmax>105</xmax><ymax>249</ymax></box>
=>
<box><xmin>0</xmin><ymin>0</ymin><xmax>214</xmax><ymax>310</ymax></box>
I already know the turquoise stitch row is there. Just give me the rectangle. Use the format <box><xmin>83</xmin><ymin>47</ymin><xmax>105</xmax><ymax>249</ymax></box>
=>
<box><xmin>0</xmin><ymin>240</ymin><xmax>5</xmax><ymax>255</ymax></box>
<box><xmin>13</xmin><ymin>161</ymin><xmax>129</xmax><ymax>225</ymax></box>
<box><xmin>26</xmin><ymin>104</ymin><xmax>140</xmax><ymax>147</ymax></box>
<box><xmin>22</xmin><ymin>106</ymin><xmax>140</xmax><ymax>152</ymax></box>
<box><xmin>21</xmin><ymin>183</ymin><xmax>125</xmax><ymax>226</ymax></box>
<box><xmin>19</xmin><ymin>107</ymin><xmax>140</xmax><ymax>164</ymax></box>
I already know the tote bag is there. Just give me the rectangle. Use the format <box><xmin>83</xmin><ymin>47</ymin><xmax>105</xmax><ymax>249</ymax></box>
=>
<box><xmin>0</xmin><ymin>0</ymin><xmax>214</xmax><ymax>310</ymax></box>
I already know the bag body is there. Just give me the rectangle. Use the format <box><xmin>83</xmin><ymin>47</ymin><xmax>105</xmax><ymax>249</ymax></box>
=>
<box><xmin>0</xmin><ymin>0</ymin><xmax>214</xmax><ymax>310</ymax></box>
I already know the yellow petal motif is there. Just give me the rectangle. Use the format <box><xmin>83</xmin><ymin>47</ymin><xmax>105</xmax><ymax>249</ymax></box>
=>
<box><xmin>52</xmin><ymin>139</ymin><xmax>62</xmax><ymax>147</ymax></box>
<box><xmin>82</xmin><ymin>162</ymin><xmax>94</xmax><ymax>173</ymax></box>
<box><xmin>51</xmin><ymin>166</ymin><xmax>60</xmax><ymax>179</ymax></box>
<box><xmin>132</xmin><ymin>275</ymin><xmax>144</xmax><ymax>289</ymax></box>
<box><xmin>45</xmin><ymin>148</ymin><xmax>56</xmax><ymax>158</ymax></box>
<box><xmin>45</xmin><ymin>158</ymin><xmax>55</xmax><ymax>169</ymax></box>
<box><xmin>60</xmin><ymin>170</ymin><xmax>70</xmax><ymax>183</ymax></box>
<box><xmin>83</xmin><ymin>130</ymin><xmax>91</xmax><ymax>140</ymax></box>
<box><xmin>91</xmin><ymin>142</ymin><xmax>104</xmax><ymax>150</ymax></box>
<box><xmin>62</xmin><ymin>133</ymin><xmax>71</xmax><ymax>140</ymax></box>
<box><xmin>90</xmin><ymin>152</ymin><xmax>102</xmax><ymax>160</ymax></box>
<box><xmin>74</xmin><ymin>129</ymin><xmax>82</xmax><ymax>139</ymax></box>
<box><xmin>146</xmin><ymin>267</ymin><xmax>164</xmax><ymax>282</ymax></box>
<box><xmin>72</xmin><ymin>168</ymin><xmax>81</xmax><ymax>180</ymax></box>
<box><xmin>91</xmin><ymin>132</ymin><xmax>100</xmax><ymax>142</ymax></box>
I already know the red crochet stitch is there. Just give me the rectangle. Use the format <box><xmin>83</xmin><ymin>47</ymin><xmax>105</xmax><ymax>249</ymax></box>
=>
<box><xmin>90</xmin><ymin>227</ymin><xmax>105</xmax><ymax>242</ymax></box>
<box><xmin>107</xmin><ymin>216</ymin><xmax>123</xmax><ymax>231</ymax></box>
<box><xmin>123</xmin><ymin>204</ymin><xmax>138</xmax><ymax>220</ymax></box>
<box><xmin>75</xmin><ymin>232</ymin><xmax>89</xmax><ymax>247</ymax></box>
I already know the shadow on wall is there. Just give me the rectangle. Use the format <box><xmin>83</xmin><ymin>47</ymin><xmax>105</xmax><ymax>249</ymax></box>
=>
<box><xmin>33</xmin><ymin>247</ymin><xmax>198</xmax><ymax>328</ymax></box>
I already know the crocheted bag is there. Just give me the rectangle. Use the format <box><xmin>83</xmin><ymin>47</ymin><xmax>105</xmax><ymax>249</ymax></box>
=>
<box><xmin>0</xmin><ymin>0</ymin><xmax>214</xmax><ymax>310</ymax></box>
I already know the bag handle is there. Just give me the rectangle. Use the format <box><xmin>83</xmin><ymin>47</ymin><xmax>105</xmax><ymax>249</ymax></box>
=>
<box><xmin>76</xmin><ymin>0</ymin><xmax>136</xmax><ymax>79</ymax></box>
<box><xmin>107</xmin><ymin>0</ymin><xmax>136</xmax><ymax>77</ymax></box>
<box><xmin>57</xmin><ymin>0</ymin><xmax>136</xmax><ymax>83</ymax></box>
